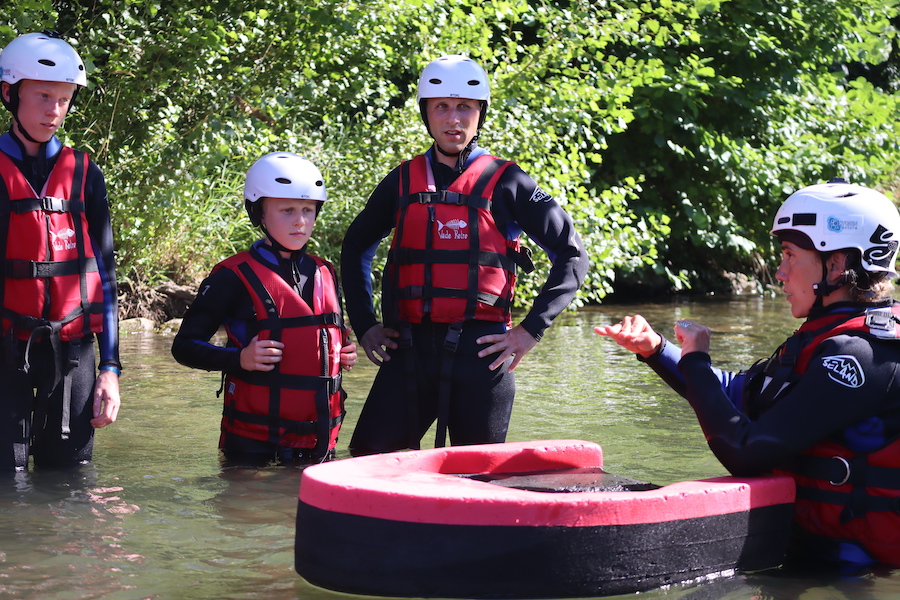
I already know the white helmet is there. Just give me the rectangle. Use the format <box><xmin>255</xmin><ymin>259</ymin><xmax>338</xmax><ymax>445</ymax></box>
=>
<box><xmin>771</xmin><ymin>178</ymin><xmax>900</xmax><ymax>275</ymax></box>
<box><xmin>416</xmin><ymin>55</ymin><xmax>490</xmax><ymax>105</ymax></box>
<box><xmin>0</xmin><ymin>32</ymin><xmax>87</xmax><ymax>87</ymax></box>
<box><xmin>243</xmin><ymin>152</ymin><xmax>327</xmax><ymax>227</ymax></box>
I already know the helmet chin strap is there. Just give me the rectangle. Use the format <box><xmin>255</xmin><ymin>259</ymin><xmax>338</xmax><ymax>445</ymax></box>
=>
<box><xmin>12</xmin><ymin>116</ymin><xmax>42</xmax><ymax>145</ymax></box>
<box><xmin>261</xmin><ymin>224</ymin><xmax>305</xmax><ymax>257</ymax></box>
<box><xmin>812</xmin><ymin>254</ymin><xmax>847</xmax><ymax>300</ymax></box>
<box><xmin>434</xmin><ymin>134</ymin><xmax>479</xmax><ymax>172</ymax></box>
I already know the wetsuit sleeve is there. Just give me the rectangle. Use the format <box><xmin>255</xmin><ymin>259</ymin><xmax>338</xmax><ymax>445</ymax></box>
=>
<box><xmin>340</xmin><ymin>168</ymin><xmax>401</xmax><ymax>336</ymax></box>
<box><xmin>677</xmin><ymin>335</ymin><xmax>897</xmax><ymax>477</ymax></box>
<box><xmin>171</xmin><ymin>268</ymin><xmax>248</xmax><ymax>372</ymax></box>
<box><xmin>641</xmin><ymin>335</ymin><xmax>744</xmax><ymax>407</ymax></box>
<box><xmin>496</xmin><ymin>165</ymin><xmax>588</xmax><ymax>340</ymax></box>
<box><xmin>84</xmin><ymin>160</ymin><xmax>120</xmax><ymax>369</ymax></box>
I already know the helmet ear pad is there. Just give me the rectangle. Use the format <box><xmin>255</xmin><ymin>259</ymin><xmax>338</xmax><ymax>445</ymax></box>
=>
<box><xmin>245</xmin><ymin>198</ymin><xmax>263</xmax><ymax>227</ymax></box>
<box><xmin>0</xmin><ymin>81</ymin><xmax>16</xmax><ymax>113</ymax></box>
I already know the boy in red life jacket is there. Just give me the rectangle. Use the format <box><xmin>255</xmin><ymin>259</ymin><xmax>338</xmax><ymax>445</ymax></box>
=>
<box><xmin>172</xmin><ymin>153</ymin><xmax>357</xmax><ymax>466</ymax></box>
<box><xmin>597</xmin><ymin>179</ymin><xmax>900</xmax><ymax>571</ymax></box>
<box><xmin>341</xmin><ymin>55</ymin><xmax>588</xmax><ymax>454</ymax></box>
<box><xmin>0</xmin><ymin>32</ymin><xmax>121</xmax><ymax>470</ymax></box>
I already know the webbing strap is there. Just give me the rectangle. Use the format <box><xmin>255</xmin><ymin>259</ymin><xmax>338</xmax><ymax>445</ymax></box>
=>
<box><xmin>434</xmin><ymin>322</ymin><xmax>463</xmax><ymax>448</ymax></box>
<box><xmin>398</xmin><ymin>325</ymin><xmax>420</xmax><ymax>450</ymax></box>
<box><xmin>13</xmin><ymin>196</ymin><xmax>85</xmax><ymax>214</ymax></box>
<box><xmin>6</xmin><ymin>256</ymin><xmax>98</xmax><ymax>278</ymax></box>
<box><xmin>390</xmin><ymin>247</ymin><xmax>516</xmax><ymax>272</ymax></box>
<box><xmin>223</xmin><ymin>405</ymin><xmax>343</xmax><ymax>435</ymax></box>
<box><xmin>236</xmin><ymin>261</ymin><xmax>284</xmax><ymax>443</ymax></box>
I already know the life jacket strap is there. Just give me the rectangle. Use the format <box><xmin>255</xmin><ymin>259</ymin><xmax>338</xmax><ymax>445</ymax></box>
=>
<box><xmin>6</xmin><ymin>256</ymin><xmax>98</xmax><ymax>279</ymax></box>
<box><xmin>255</xmin><ymin>311</ymin><xmax>341</xmax><ymax>333</ymax></box>
<box><xmin>12</xmin><ymin>196</ymin><xmax>85</xmax><ymax>214</ymax></box>
<box><xmin>396</xmin><ymin>285</ymin><xmax>510</xmax><ymax>310</ymax></box>
<box><xmin>788</xmin><ymin>454</ymin><xmax>900</xmax><ymax>489</ymax></box>
<box><xmin>390</xmin><ymin>247</ymin><xmax>517</xmax><ymax>272</ymax></box>
<box><xmin>399</xmin><ymin>190</ymin><xmax>492</xmax><ymax>210</ymax></box>
<box><xmin>222</xmin><ymin>405</ymin><xmax>343</xmax><ymax>436</ymax></box>
<box><xmin>231</xmin><ymin>371</ymin><xmax>342</xmax><ymax>395</ymax></box>
<box><xmin>434</xmin><ymin>322</ymin><xmax>463</xmax><ymax>448</ymax></box>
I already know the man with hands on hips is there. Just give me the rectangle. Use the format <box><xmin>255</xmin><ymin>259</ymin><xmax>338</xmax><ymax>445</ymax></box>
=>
<box><xmin>341</xmin><ymin>55</ymin><xmax>588</xmax><ymax>455</ymax></box>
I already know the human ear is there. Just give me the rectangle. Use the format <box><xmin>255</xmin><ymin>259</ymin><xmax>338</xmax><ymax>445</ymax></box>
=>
<box><xmin>825</xmin><ymin>252</ymin><xmax>850</xmax><ymax>284</ymax></box>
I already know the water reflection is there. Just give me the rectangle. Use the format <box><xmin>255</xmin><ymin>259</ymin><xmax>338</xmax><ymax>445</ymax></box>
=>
<box><xmin>0</xmin><ymin>296</ymin><xmax>898</xmax><ymax>598</ymax></box>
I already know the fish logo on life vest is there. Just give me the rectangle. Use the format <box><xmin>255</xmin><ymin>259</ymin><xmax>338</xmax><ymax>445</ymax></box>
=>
<box><xmin>50</xmin><ymin>227</ymin><xmax>77</xmax><ymax>251</ymax></box>
<box><xmin>821</xmin><ymin>354</ymin><xmax>866</xmax><ymax>388</ymax></box>
<box><xmin>437</xmin><ymin>219</ymin><xmax>468</xmax><ymax>240</ymax></box>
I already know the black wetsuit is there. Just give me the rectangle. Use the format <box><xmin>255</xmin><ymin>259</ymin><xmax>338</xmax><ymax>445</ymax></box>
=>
<box><xmin>341</xmin><ymin>146</ymin><xmax>588</xmax><ymax>454</ymax></box>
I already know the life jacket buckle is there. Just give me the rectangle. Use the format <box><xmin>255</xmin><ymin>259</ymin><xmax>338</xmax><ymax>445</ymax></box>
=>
<box><xmin>830</xmin><ymin>455</ymin><xmax>851</xmax><ymax>486</ymax></box>
<box><xmin>41</xmin><ymin>196</ymin><xmax>67</xmax><ymax>212</ymax></box>
<box><xmin>417</xmin><ymin>192</ymin><xmax>435</xmax><ymax>204</ymax></box>
<box><xmin>865</xmin><ymin>309</ymin><xmax>897</xmax><ymax>333</ymax></box>
<box><xmin>440</xmin><ymin>191</ymin><xmax>464</xmax><ymax>205</ymax></box>
<box><xmin>444</xmin><ymin>323</ymin><xmax>462</xmax><ymax>353</ymax></box>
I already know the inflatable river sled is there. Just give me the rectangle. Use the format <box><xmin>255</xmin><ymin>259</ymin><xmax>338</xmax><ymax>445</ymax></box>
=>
<box><xmin>295</xmin><ymin>439</ymin><xmax>795</xmax><ymax>598</ymax></box>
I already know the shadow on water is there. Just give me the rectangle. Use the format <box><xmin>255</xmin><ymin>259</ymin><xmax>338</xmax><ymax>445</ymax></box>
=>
<box><xmin>1</xmin><ymin>295</ymin><xmax>899</xmax><ymax>598</ymax></box>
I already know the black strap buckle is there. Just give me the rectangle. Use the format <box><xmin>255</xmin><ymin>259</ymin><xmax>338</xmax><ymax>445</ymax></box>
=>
<box><xmin>444</xmin><ymin>323</ymin><xmax>462</xmax><ymax>353</ymax></box>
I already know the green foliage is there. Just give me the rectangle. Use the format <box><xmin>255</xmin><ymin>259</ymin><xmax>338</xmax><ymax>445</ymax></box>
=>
<box><xmin>3</xmin><ymin>0</ymin><xmax>900</xmax><ymax>316</ymax></box>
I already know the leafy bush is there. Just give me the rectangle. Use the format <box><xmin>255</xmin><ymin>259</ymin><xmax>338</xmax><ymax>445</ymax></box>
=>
<box><xmin>5</xmin><ymin>0</ymin><xmax>900</xmax><ymax>317</ymax></box>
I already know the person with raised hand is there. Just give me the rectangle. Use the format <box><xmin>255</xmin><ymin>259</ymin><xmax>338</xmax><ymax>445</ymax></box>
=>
<box><xmin>597</xmin><ymin>179</ymin><xmax>900</xmax><ymax>570</ymax></box>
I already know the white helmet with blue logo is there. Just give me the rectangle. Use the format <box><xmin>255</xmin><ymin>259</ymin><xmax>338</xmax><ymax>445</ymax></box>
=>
<box><xmin>771</xmin><ymin>178</ymin><xmax>900</xmax><ymax>275</ymax></box>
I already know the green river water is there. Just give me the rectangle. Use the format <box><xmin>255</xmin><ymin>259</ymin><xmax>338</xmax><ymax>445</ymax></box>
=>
<box><xmin>2</xmin><ymin>296</ymin><xmax>900</xmax><ymax>599</ymax></box>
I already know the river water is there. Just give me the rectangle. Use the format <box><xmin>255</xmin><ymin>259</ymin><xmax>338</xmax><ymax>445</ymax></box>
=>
<box><xmin>2</xmin><ymin>296</ymin><xmax>900</xmax><ymax>599</ymax></box>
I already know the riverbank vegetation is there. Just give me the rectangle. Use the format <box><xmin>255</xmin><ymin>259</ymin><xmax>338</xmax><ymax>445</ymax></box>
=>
<box><xmin>6</xmin><ymin>1</ymin><xmax>900</xmax><ymax>320</ymax></box>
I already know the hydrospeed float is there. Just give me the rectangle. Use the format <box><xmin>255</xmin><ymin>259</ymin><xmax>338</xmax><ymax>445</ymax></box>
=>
<box><xmin>295</xmin><ymin>439</ymin><xmax>796</xmax><ymax>598</ymax></box>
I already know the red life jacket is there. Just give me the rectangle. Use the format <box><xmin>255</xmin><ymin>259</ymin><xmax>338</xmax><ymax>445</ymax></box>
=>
<box><xmin>0</xmin><ymin>147</ymin><xmax>104</xmax><ymax>341</ymax></box>
<box><xmin>765</xmin><ymin>305</ymin><xmax>900</xmax><ymax>564</ymax></box>
<box><xmin>386</xmin><ymin>153</ymin><xmax>531</xmax><ymax>325</ymax></box>
<box><xmin>215</xmin><ymin>250</ymin><xmax>345</xmax><ymax>455</ymax></box>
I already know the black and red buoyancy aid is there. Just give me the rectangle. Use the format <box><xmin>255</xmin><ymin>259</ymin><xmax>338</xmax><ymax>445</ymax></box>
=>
<box><xmin>215</xmin><ymin>249</ymin><xmax>345</xmax><ymax>457</ymax></box>
<box><xmin>386</xmin><ymin>153</ymin><xmax>533</xmax><ymax>326</ymax></box>
<box><xmin>0</xmin><ymin>147</ymin><xmax>104</xmax><ymax>342</ymax></box>
<box><xmin>750</xmin><ymin>304</ymin><xmax>900</xmax><ymax>564</ymax></box>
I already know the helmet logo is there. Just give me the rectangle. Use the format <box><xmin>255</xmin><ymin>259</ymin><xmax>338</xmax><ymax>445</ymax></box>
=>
<box><xmin>826</xmin><ymin>215</ymin><xmax>859</xmax><ymax>233</ymax></box>
<box><xmin>863</xmin><ymin>224</ymin><xmax>898</xmax><ymax>269</ymax></box>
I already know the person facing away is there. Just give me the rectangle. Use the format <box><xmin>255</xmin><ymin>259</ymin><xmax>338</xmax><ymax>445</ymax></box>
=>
<box><xmin>596</xmin><ymin>178</ymin><xmax>900</xmax><ymax>571</ymax></box>
<box><xmin>341</xmin><ymin>55</ymin><xmax>589</xmax><ymax>456</ymax></box>
<box><xmin>0</xmin><ymin>31</ymin><xmax>121</xmax><ymax>471</ymax></box>
<box><xmin>172</xmin><ymin>152</ymin><xmax>357</xmax><ymax>466</ymax></box>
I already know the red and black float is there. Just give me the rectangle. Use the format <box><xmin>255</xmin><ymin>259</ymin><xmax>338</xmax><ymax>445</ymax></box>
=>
<box><xmin>295</xmin><ymin>439</ymin><xmax>795</xmax><ymax>598</ymax></box>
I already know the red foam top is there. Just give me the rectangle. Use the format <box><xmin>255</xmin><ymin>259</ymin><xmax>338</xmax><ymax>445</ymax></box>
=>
<box><xmin>298</xmin><ymin>440</ymin><xmax>796</xmax><ymax>527</ymax></box>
